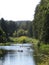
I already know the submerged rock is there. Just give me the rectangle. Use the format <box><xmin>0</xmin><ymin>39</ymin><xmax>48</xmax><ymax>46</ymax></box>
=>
<box><xmin>18</xmin><ymin>50</ymin><xmax>23</xmax><ymax>52</ymax></box>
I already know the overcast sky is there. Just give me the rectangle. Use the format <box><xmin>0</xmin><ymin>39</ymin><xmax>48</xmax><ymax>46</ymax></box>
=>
<box><xmin>0</xmin><ymin>0</ymin><xmax>40</xmax><ymax>21</ymax></box>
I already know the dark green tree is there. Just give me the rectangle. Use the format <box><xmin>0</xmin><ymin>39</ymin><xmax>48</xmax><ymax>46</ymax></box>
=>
<box><xmin>28</xmin><ymin>22</ymin><xmax>33</xmax><ymax>37</ymax></box>
<box><xmin>1</xmin><ymin>18</ymin><xmax>9</xmax><ymax>40</ymax></box>
<box><xmin>33</xmin><ymin>0</ymin><xmax>49</xmax><ymax>43</ymax></box>
<box><xmin>0</xmin><ymin>27</ymin><xmax>6</xmax><ymax>43</ymax></box>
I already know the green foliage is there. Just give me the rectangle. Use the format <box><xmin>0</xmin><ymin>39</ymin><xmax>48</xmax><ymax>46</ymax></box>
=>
<box><xmin>33</xmin><ymin>0</ymin><xmax>49</xmax><ymax>43</ymax></box>
<box><xmin>0</xmin><ymin>18</ymin><xmax>32</xmax><ymax>43</ymax></box>
<box><xmin>0</xmin><ymin>28</ymin><xmax>6</xmax><ymax>43</ymax></box>
<box><xmin>13</xmin><ymin>31</ymin><xmax>17</xmax><ymax>37</ymax></box>
<box><xmin>32</xmin><ymin>39</ymin><xmax>39</xmax><ymax>44</ymax></box>
<box><xmin>34</xmin><ymin>43</ymin><xmax>49</xmax><ymax>65</ymax></box>
<box><xmin>0</xmin><ymin>17</ymin><xmax>33</xmax><ymax>43</ymax></box>
<box><xmin>17</xmin><ymin>29</ymin><xmax>28</xmax><ymax>37</ymax></box>
<box><xmin>28</xmin><ymin>22</ymin><xmax>33</xmax><ymax>37</ymax></box>
<box><xmin>10</xmin><ymin>36</ymin><xmax>33</xmax><ymax>43</ymax></box>
<box><xmin>16</xmin><ymin>36</ymin><xmax>33</xmax><ymax>43</ymax></box>
<box><xmin>0</xmin><ymin>43</ymin><xmax>10</xmax><ymax>46</ymax></box>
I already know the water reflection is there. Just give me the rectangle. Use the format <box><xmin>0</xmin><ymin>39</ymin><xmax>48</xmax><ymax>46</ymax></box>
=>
<box><xmin>0</xmin><ymin>44</ymin><xmax>35</xmax><ymax>65</ymax></box>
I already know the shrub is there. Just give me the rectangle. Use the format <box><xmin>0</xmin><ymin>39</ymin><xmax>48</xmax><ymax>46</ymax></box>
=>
<box><xmin>17</xmin><ymin>29</ymin><xmax>28</xmax><ymax>37</ymax></box>
<box><xmin>11</xmin><ymin>36</ymin><xmax>33</xmax><ymax>43</ymax></box>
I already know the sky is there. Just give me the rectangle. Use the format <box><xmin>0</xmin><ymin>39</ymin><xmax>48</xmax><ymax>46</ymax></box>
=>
<box><xmin>0</xmin><ymin>0</ymin><xmax>40</xmax><ymax>21</ymax></box>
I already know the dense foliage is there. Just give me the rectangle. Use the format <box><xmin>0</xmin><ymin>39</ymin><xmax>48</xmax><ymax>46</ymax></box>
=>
<box><xmin>0</xmin><ymin>0</ymin><xmax>49</xmax><ymax>44</ymax></box>
<box><xmin>0</xmin><ymin>18</ymin><xmax>33</xmax><ymax>43</ymax></box>
<box><xmin>0</xmin><ymin>27</ymin><xmax>6</xmax><ymax>43</ymax></box>
<box><xmin>33</xmin><ymin>0</ymin><xmax>49</xmax><ymax>43</ymax></box>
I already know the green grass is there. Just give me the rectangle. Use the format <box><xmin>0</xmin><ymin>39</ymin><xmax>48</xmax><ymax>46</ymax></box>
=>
<box><xmin>10</xmin><ymin>36</ymin><xmax>33</xmax><ymax>43</ymax></box>
<box><xmin>0</xmin><ymin>42</ymin><xmax>11</xmax><ymax>46</ymax></box>
<box><xmin>0</xmin><ymin>36</ymin><xmax>34</xmax><ymax>45</ymax></box>
<box><xmin>33</xmin><ymin>41</ymin><xmax>49</xmax><ymax>65</ymax></box>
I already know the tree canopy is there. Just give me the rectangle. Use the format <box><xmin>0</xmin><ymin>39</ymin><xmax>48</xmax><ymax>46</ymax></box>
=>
<box><xmin>33</xmin><ymin>0</ymin><xmax>49</xmax><ymax>43</ymax></box>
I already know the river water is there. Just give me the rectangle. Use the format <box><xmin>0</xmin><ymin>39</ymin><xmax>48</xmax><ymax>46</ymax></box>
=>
<box><xmin>0</xmin><ymin>44</ymin><xmax>36</xmax><ymax>65</ymax></box>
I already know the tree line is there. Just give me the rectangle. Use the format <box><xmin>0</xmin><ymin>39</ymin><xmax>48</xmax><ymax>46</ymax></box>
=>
<box><xmin>0</xmin><ymin>18</ymin><xmax>33</xmax><ymax>43</ymax></box>
<box><xmin>33</xmin><ymin>0</ymin><xmax>49</xmax><ymax>44</ymax></box>
<box><xmin>0</xmin><ymin>0</ymin><xmax>49</xmax><ymax>44</ymax></box>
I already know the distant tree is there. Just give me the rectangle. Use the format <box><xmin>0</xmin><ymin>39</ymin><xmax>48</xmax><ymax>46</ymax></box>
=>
<box><xmin>13</xmin><ymin>31</ymin><xmax>17</xmax><ymax>37</ymax></box>
<box><xmin>0</xmin><ymin>27</ymin><xmax>6</xmax><ymax>43</ymax></box>
<box><xmin>8</xmin><ymin>21</ymin><xmax>16</xmax><ymax>36</ymax></box>
<box><xmin>28</xmin><ymin>22</ymin><xmax>33</xmax><ymax>37</ymax></box>
<box><xmin>17</xmin><ymin>29</ymin><xmax>28</xmax><ymax>37</ymax></box>
<box><xmin>1</xmin><ymin>18</ymin><xmax>9</xmax><ymax>40</ymax></box>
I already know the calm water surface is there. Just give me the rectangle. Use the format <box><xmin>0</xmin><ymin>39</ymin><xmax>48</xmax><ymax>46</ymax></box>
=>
<box><xmin>0</xmin><ymin>44</ymin><xmax>36</xmax><ymax>65</ymax></box>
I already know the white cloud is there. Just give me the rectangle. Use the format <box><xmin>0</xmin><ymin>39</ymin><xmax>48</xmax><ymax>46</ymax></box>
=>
<box><xmin>0</xmin><ymin>0</ymin><xmax>40</xmax><ymax>21</ymax></box>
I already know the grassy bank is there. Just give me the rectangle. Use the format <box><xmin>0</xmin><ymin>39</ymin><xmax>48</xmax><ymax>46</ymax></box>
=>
<box><xmin>0</xmin><ymin>42</ymin><xmax>11</xmax><ymax>46</ymax></box>
<box><xmin>10</xmin><ymin>36</ymin><xmax>49</xmax><ymax>65</ymax></box>
<box><xmin>33</xmin><ymin>40</ymin><xmax>49</xmax><ymax>65</ymax></box>
<box><xmin>0</xmin><ymin>36</ymin><xmax>49</xmax><ymax>65</ymax></box>
<box><xmin>10</xmin><ymin>36</ymin><xmax>33</xmax><ymax>43</ymax></box>
<box><xmin>0</xmin><ymin>36</ymin><xmax>33</xmax><ymax>45</ymax></box>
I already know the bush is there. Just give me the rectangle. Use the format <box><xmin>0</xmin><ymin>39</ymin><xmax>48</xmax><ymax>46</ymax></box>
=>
<box><xmin>13</xmin><ymin>31</ymin><xmax>17</xmax><ymax>37</ymax></box>
<box><xmin>17</xmin><ymin>29</ymin><xmax>28</xmax><ymax>37</ymax></box>
<box><xmin>11</xmin><ymin>36</ymin><xmax>33</xmax><ymax>43</ymax></box>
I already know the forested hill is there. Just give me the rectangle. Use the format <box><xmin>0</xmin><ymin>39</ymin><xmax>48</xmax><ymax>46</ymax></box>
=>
<box><xmin>33</xmin><ymin>0</ymin><xmax>49</xmax><ymax>44</ymax></box>
<box><xmin>0</xmin><ymin>18</ymin><xmax>33</xmax><ymax>43</ymax></box>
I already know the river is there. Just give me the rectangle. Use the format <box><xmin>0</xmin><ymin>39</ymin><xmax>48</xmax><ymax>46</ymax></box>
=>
<box><xmin>0</xmin><ymin>43</ymin><xmax>36</xmax><ymax>65</ymax></box>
